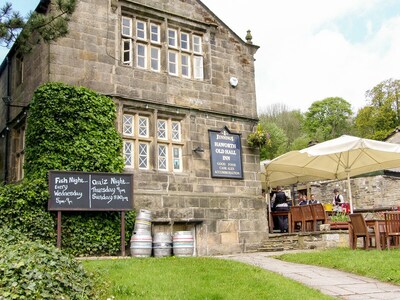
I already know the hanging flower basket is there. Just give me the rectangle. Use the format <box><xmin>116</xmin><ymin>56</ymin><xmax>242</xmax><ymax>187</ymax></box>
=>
<box><xmin>247</xmin><ymin>124</ymin><xmax>270</xmax><ymax>148</ymax></box>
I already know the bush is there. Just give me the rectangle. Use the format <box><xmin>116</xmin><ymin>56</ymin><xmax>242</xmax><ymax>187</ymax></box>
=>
<box><xmin>61</xmin><ymin>211</ymin><xmax>135</xmax><ymax>256</ymax></box>
<box><xmin>0</xmin><ymin>228</ymin><xmax>108</xmax><ymax>299</ymax></box>
<box><xmin>0</xmin><ymin>179</ymin><xmax>55</xmax><ymax>244</ymax></box>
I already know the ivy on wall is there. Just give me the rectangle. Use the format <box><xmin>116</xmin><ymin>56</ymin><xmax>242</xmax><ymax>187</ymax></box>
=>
<box><xmin>0</xmin><ymin>82</ymin><xmax>135</xmax><ymax>256</ymax></box>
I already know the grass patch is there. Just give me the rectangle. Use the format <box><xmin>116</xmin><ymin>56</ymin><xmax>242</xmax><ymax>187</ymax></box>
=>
<box><xmin>277</xmin><ymin>248</ymin><xmax>400</xmax><ymax>285</ymax></box>
<box><xmin>83</xmin><ymin>257</ymin><xmax>334</xmax><ymax>299</ymax></box>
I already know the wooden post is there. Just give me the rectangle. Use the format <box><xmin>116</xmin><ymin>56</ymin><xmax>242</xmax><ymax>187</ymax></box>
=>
<box><xmin>121</xmin><ymin>211</ymin><xmax>125</xmax><ymax>256</ymax></box>
<box><xmin>57</xmin><ymin>211</ymin><xmax>62</xmax><ymax>249</ymax></box>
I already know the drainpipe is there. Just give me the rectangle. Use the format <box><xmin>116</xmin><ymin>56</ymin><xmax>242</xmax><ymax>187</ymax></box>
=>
<box><xmin>3</xmin><ymin>57</ymin><xmax>11</xmax><ymax>184</ymax></box>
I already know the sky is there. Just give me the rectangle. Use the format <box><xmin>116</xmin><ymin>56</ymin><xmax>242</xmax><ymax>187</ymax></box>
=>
<box><xmin>1</xmin><ymin>0</ymin><xmax>400</xmax><ymax>114</ymax></box>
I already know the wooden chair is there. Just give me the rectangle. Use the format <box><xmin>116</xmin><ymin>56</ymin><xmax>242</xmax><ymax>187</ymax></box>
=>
<box><xmin>300</xmin><ymin>205</ymin><xmax>315</xmax><ymax>232</ymax></box>
<box><xmin>349</xmin><ymin>213</ymin><xmax>375</xmax><ymax>250</ymax></box>
<box><xmin>310</xmin><ymin>203</ymin><xmax>327</xmax><ymax>231</ymax></box>
<box><xmin>384</xmin><ymin>212</ymin><xmax>400</xmax><ymax>249</ymax></box>
<box><xmin>290</xmin><ymin>206</ymin><xmax>304</xmax><ymax>232</ymax></box>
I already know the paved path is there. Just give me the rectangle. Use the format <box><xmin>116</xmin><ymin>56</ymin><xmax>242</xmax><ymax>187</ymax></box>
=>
<box><xmin>218</xmin><ymin>251</ymin><xmax>400</xmax><ymax>300</ymax></box>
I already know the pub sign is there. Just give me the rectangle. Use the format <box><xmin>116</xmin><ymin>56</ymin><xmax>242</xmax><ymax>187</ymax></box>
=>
<box><xmin>209</xmin><ymin>127</ymin><xmax>243</xmax><ymax>179</ymax></box>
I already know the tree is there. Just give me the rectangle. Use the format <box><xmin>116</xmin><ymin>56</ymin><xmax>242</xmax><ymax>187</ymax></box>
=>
<box><xmin>304</xmin><ymin>97</ymin><xmax>353</xmax><ymax>141</ymax></box>
<box><xmin>0</xmin><ymin>0</ymin><xmax>76</xmax><ymax>52</ymax></box>
<box><xmin>355</xmin><ymin>105</ymin><xmax>397</xmax><ymax>140</ymax></box>
<box><xmin>354</xmin><ymin>79</ymin><xmax>400</xmax><ymax>140</ymax></box>
<box><xmin>366</xmin><ymin>78</ymin><xmax>400</xmax><ymax>123</ymax></box>
<box><xmin>258</xmin><ymin>103</ymin><xmax>305</xmax><ymax>153</ymax></box>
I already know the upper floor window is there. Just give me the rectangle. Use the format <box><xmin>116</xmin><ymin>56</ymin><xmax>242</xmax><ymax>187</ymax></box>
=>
<box><xmin>150</xmin><ymin>23</ymin><xmax>160</xmax><ymax>43</ymax></box>
<box><xmin>193</xmin><ymin>35</ymin><xmax>202</xmax><ymax>54</ymax></box>
<box><xmin>121</xmin><ymin>15</ymin><xmax>204</xmax><ymax>80</ymax></box>
<box><xmin>122</xmin><ymin>17</ymin><xmax>132</xmax><ymax>37</ymax></box>
<box><xmin>136</xmin><ymin>20</ymin><xmax>146</xmax><ymax>40</ymax></box>
<box><xmin>168</xmin><ymin>29</ymin><xmax>177</xmax><ymax>48</ymax></box>
<box><xmin>180</xmin><ymin>32</ymin><xmax>189</xmax><ymax>51</ymax></box>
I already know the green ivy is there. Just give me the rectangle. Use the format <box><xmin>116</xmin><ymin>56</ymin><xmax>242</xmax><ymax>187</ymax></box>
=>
<box><xmin>0</xmin><ymin>179</ymin><xmax>55</xmax><ymax>244</ymax></box>
<box><xmin>0</xmin><ymin>227</ymin><xmax>108</xmax><ymax>299</ymax></box>
<box><xmin>24</xmin><ymin>82</ymin><xmax>124</xmax><ymax>180</ymax></box>
<box><xmin>1</xmin><ymin>82</ymin><xmax>136</xmax><ymax>256</ymax></box>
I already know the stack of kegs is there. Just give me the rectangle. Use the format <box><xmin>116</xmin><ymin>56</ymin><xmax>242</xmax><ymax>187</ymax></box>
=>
<box><xmin>130</xmin><ymin>209</ymin><xmax>153</xmax><ymax>257</ymax></box>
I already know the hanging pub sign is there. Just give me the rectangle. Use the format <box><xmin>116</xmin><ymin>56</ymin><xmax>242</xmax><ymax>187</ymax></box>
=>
<box><xmin>209</xmin><ymin>126</ymin><xmax>243</xmax><ymax>179</ymax></box>
<box><xmin>48</xmin><ymin>170</ymin><xmax>133</xmax><ymax>211</ymax></box>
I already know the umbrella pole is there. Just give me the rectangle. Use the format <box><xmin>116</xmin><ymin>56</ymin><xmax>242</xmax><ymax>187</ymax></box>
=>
<box><xmin>267</xmin><ymin>182</ymin><xmax>273</xmax><ymax>233</ymax></box>
<box><xmin>347</xmin><ymin>172</ymin><xmax>353</xmax><ymax>214</ymax></box>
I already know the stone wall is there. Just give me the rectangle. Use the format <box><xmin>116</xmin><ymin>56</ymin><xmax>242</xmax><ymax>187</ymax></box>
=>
<box><xmin>311</xmin><ymin>175</ymin><xmax>400</xmax><ymax>209</ymax></box>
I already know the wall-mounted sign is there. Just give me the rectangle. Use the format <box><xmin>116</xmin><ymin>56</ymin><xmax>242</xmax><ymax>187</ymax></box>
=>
<box><xmin>209</xmin><ymin>126</ymin><xmax>243</xmax><ymax>179</ymax></box>
<box><xmin>48</xmin><ymin>171</ymin><xmax>133</xmax><ymax>211</ymax></box>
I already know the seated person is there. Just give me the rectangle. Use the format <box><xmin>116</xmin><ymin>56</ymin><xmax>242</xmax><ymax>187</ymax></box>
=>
<box><xmin>299</xmin><ymin>194</ymin><xmax>309</xmax><ymax>205</ymax></box>
<box><xmin>310</xmin><ymin>194</ymin><xmax>319</xmax><ymax>204</ymax></box>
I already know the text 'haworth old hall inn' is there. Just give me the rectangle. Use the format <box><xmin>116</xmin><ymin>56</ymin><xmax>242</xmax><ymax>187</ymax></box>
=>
<box><xmin>0</xmin><ymin>0</ymin><xmax>267</xmax><ymax>255</ymax></box>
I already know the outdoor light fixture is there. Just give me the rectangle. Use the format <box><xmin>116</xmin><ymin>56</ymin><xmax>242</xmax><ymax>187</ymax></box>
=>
<box><xmin>2</xmin><ymin>96</ymin><xmax>11</xmax><ymax>105</ymax></box>
<box><xmin>193</xmin><ymin>146</ymin><xmax>204</xmax><ymax>153</ymax></box>
<box><xmin>2</xmin><ymin>96</ymin><xmax>27</xmax><ymax>108</ymax></box>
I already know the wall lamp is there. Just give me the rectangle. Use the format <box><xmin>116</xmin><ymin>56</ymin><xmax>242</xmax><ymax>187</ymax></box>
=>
<box><xmin>2</xmin><ymin>96</ymin><xmax>27</xmax><ymax>108</ymax></box>
<box><xmin>193</xmin><ymin>146</ymin><xmax>204</xmax><ymax>153</ymax></box>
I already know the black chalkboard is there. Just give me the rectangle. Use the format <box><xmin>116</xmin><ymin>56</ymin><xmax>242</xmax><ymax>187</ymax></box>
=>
<box><xmin>48</xmin><ymin>171</ymin><xmax>133</xmax><ymax>211</ymax></box>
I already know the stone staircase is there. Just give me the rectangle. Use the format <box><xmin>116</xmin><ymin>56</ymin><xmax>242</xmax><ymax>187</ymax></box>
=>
<box><xmin>258</xmin><ymin>233</ymin><xmax>300</xmax><ymax>252</ymax></box>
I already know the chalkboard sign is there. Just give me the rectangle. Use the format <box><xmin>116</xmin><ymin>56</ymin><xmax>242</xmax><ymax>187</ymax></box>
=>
<box><xmin>209</xmin><ymin>127</ymin><xmax>243</xmax><ymax>179</ymax></box>
<box><xmin>48</xmin><ymin>171</ymin><xmax>133</xmax><ymax>211</ymax></box>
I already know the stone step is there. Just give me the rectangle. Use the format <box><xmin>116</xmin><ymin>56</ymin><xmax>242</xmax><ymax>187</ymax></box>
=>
<box><xmin>258</xmin><ymin>233</ymin><xmax>301</xmax><ymax>252</ymax></box>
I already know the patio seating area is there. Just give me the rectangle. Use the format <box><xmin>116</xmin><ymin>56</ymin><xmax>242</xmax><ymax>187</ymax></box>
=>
<box><xmin>348</xmin><ymin>211</ymin><xmax>400</xmax><ymax>250</ymax></box>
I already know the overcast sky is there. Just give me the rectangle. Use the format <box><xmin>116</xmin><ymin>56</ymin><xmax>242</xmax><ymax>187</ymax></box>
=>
<box><xmin>2</xmin><ymin>0</ymin><xmax>400</xmax><ymax>114</ymax></box>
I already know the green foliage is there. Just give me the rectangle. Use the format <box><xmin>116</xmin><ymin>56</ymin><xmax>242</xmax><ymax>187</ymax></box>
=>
<box><xmin>355</xmin><ymin>105</ymin><xmax>396</xmax><ymax>140</ymax></box>
<box><xmin>0</xmin><ymin>227</ymin><xmax>107</xmax><ymax>299</ymax></box>
<box><xmin>61</xmin><ymin>211</ymin><xmax>135</xmax><ymax>256</ymax></box>
<box><xmin>258</xmin><ymin>122</ymin><xmax>288</xmax><ymax>160</ymax></box>
<box><xmin>0</xmin><ymin>179</ymin><xmax>55</xmax><ymax>244</ymax></box>
<box><xmin>25</xmin><ymin>82</ymin><xmax>124</xmax><ymax>180</ymax></box>
<box><xmin>247</xmin><ymin>124</ymin><xmax>270</xmax><ymax>148</ymax></box>
<box><xmin>304</xmin><ymin>97</ymin><xmax>353</xmax><ymax>141</ymax></box>
<box><xmin>259</xmin><ymin>104</ymin><xmax>305</xmax><ymax>154</ymax></box>
<box><xmin>329</xmin><ymin>212</ymin><xmax>349</xmax><ymax>222</ymax></box>
<box><xmin>0</xmin><ymin>1</ymin><xmax>76</xmax><ymax>52</ymax></box>
<box><xmin>4</xmin><ymin>82</ymin><xmax>133</xmax><ymax>256</ymax></box>
<box><xmin>354</xmin><ymin>78</ymin><xmax>400</xmax><ymax>140</ymax></box>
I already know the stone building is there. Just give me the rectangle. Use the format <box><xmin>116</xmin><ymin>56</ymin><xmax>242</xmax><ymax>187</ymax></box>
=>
<box><xmin>0</xmin><ymin>0</ymin><xmax>268</xmax><ymax>255</ymax></box>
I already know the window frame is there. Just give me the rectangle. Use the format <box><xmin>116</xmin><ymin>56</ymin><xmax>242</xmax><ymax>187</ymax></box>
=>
<box><xmin>168</xmin><ymin>51</ymin><xmax>178</xmax><ymax>76</ymax></box>
<box><xmin>150</xmin><ymin>23</ymin><xmax>160</xmax><ymax>44</ymax></box>
<box><xmin>123</xmin><ymin>140</ymin><xmax>134</xmax><ymax>168</ymax></box>
<box><xmin>138</xmin><ymin>142</ymin><xmax>149</xmax><ymax>170</ymax></box>
<box><xmin>121</xmin><ymin>16</ymin><xmax>132</xmax><ymax>37</ymax></box>
<box><xmin>157</xmin><ymin>144</ymin><xmax>168</xmax><ymax>171</ymax></box>
<box><xmin>193</xmin><ymin>35</ymin><xmax>202</xmax><ymax>54</ymax></box>
<box><xmin>136</xmin><ymin>20</ymin><xmax>147</xmax><ymax>40</ymax></box>
<box><xmin>150</xmin><ymin>47</ymin><xmax>160</xmax><ymax>72</ymax></box>
<box><xmin>168</xmin><ymin>28</ymin><xmax>178</xmax><ymax>48</ymax></box>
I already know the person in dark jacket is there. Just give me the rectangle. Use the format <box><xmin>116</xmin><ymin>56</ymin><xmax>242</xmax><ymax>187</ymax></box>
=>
<box><xmin>271</xmin><ymin>186</ymin><xmax>289</xmax><ymax>232</ymax></box>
